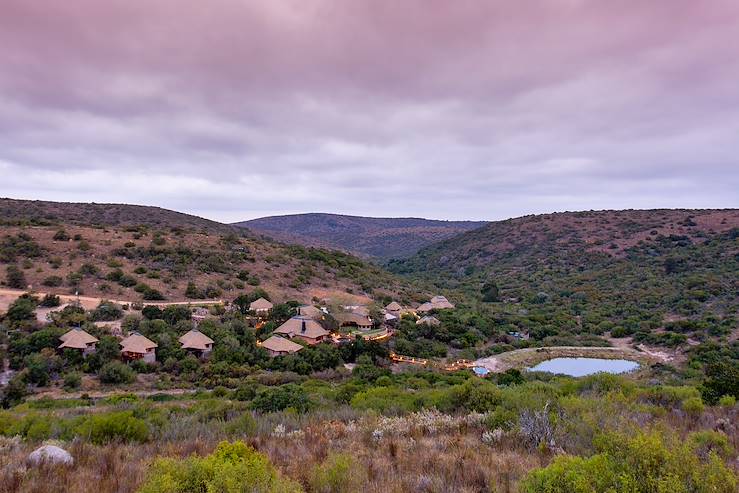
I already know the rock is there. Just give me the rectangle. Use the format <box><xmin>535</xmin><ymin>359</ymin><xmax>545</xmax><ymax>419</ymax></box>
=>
<box><xmin>27</xmin><ymin>445</ymin><xmax>74</xmax><ymax>467</ymax></box>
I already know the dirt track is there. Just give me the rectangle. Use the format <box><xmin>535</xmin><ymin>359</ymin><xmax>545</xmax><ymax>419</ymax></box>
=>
<box><xmin>0</xmin><ymin>287</ymin><xmax>224</xmax><ymax>313</ymax></box>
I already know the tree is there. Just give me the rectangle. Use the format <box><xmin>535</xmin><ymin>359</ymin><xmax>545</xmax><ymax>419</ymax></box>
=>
<box><xmin>233</xmin><ymin>294</ymin><xmax>251</xmax><ymax>315</ymax></box>
<box><xmin>23</xmin><ymin>352</ymin><xmax>57</xmax><ymax>386</ymax></box>
<box><xmin>39</xmin><ymin>293</ymin><xmax>61</xmax><ymax>308</ymax></box>
<box><xmin>4</xmin><ymin>295</ymin><xmax>37</xmax><ymax>326</ymax></box>
<box><xmin>185</xmin><ymin>282</ymin><xmax>203</xmax><ymax>299</ymax></box>
<box><xmin>701</xmin><ymin>362</ymin><xmax>739</xmax><ymax>405</ymax></box>
<box><xmin>91</xmin><ymin>301</ymin><xmax>123</xmax><ymax>321</ymax></box>
<box><xmin>481</xmin><ymin>280</ymin><xmax>500</xmax><ymax>302</ymax></box>
<box><xmin>5</xmin><ymin>265</ymin><xmax>26</xmax><ymax>289</ymax></box>
<box><xmin>141</xmin><ymin>305</ymin><xmax>163</xmax><ymax>320</ymax></box>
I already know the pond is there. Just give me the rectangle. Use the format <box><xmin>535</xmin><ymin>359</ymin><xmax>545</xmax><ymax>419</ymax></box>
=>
<box><xmin>473</xmin><ymin>366</ymin><xmax>490</xmax><ymax>376</ymax></box>
<box><xmin>528</xmin><ymin>357</ymin><xmax>639</xmax><ymax>377</ymax></box>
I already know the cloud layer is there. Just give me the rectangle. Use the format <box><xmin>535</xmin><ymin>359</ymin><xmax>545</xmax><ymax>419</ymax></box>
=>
<box><xmin>1</xmin><ymin>0</ymin><xmax>738</xmax><ymax>222</ymax></box>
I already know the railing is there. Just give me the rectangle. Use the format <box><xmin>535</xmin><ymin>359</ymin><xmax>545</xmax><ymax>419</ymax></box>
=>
<box><xmin>389</xmin><ymin>353</ymin><xmax>475</xmax><ymax>372</ymax></box>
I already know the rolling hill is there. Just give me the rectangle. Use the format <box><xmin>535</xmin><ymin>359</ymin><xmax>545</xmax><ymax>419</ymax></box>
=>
<box><xmin>235</xmin><ymin>213</ymin><xmax>487</xmax><ymax>260</ymax></box>
<box><xmin>0</xmin><ymin>198</ymin><xmax>238</xmax><ymax>235</ymax></box>
<box><xmin>0</xmin><ymin>199</ymin><xmax>422</xmax><ymax>305</ymax></box>
<box><xmin>389</xmin><ymin>209</ymin><xmax>739</xmax><ymax>345</ymax></box>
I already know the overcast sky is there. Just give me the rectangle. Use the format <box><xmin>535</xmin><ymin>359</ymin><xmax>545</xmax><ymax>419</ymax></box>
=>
<box><xmin>1</xmin><ymin>0</ymin><xmax>738</xmax><ymax>223</ymax></box>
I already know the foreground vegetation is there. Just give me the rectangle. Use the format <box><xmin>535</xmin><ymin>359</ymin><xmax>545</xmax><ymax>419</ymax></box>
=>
<box><xmin>0</xmin><ymin>370</ymin><xmax>736</xmax><ymax>492</ymax></box>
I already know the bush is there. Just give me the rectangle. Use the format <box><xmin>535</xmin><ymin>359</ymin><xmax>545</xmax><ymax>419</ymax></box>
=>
<box><xmin>74</xmin><ymin>411</ymin><xmax>149</xmax><ymax>444</ymax></box>
<box><xmin>98</xmin><ymin>361</ymin><xmax>136</xmax><ymax>384</ymax></box>
<box><xmin>718</xmin><ymin>395</ymin><xmax>736</xmax><ymax>407</ymax></box>
<box><xmin>39</xmin><ymin>293</ymin><xmax>61</xmax><ymax>307</ymax></box>
<box><xmin>251</xmin><ymin>384</ymin><xmax>312</xmax><ymax>413</ymax></box>
<box><xmin>5</xmin><ymin>265</ymin><xmax>26</xmax><ymax>289</ymax></box>
<box><xmin>138</xmin><ymin>441</ymin><xmax>302</xmax><ymax>493</ymax></box>
<box><xmin>63</xmin><ymin>372</ymin><xmax>82</xmax><ymax>390</ymax></box>
<box><xmin>521</xmin><ymin>431</ymin><xmax>737</xmax><ymax>493</ymax></box>
<box><xmin>224</xmin><ymin>413</ymin><xmax>257</xmax><ymax>436</ymax></box>
<box><xmin>41</xmin><ymin>275</ymin><xmax>64</xmax><ymax>287</ymax></box>
<box><xmin>682</xmin><ymin>397</ymin><xmax>705</xmax><ymax>417</ymax></box>
<box><xmin>91</xmin><ymin>301</ymin><xmax>123</xmax><ymax>321</ymax></box>
<box><xmin>309</xmin><ymin>453</ymin><xmax>366</xmax><ymax>493</ymax></box>
<box><xmin>701</xmin><ymin>362</ymin><xmax>739</xmax><ymax>405</ymax></box>
<box><xmin>53</xmin><ymin>230</ymin><xmax>70</xmax><ymax>241</ymax></box>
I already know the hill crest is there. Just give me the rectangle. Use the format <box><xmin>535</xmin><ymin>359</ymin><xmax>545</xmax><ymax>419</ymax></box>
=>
<box><xmin>235</xmin><ymin>212</ymin><xmax>487</xmax><ymax>259</ymax></box>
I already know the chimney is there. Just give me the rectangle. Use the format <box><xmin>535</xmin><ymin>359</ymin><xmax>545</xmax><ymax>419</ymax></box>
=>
<box><xmin>301</xmin><ymin>320</ymin><xmax>307</xmax><ymax>333</ymax></box>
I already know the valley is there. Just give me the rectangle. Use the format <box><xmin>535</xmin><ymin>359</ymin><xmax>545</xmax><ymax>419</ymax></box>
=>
<box><xmin>1</xmin><ymin>203</ymin><xmax>737</xmax><ymax>493</ymax></box>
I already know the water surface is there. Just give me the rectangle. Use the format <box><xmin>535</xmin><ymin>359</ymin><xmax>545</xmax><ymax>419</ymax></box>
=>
<box><xmin>528</xmin><ymin>357</ymin><xmax>638</xmax><ymax>377</ymax></box>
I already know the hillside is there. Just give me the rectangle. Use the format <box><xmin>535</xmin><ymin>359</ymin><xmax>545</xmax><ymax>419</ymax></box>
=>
<box><xmin>0</xmin><ymin>197</ymin><xmax>238</xmax><ymax>235</ymax></box>
<box><xmin>0</xmin><ymin>200</ymin><xmax>421</xmax><ymax>305</ymax></box>
<box><xmin>235</xmin><ymin>213</ymin><xmax>487</xmax><ymax>260</ymax></box>
<box><xmin>390</xmin><ymin>209</ymin><xmax>739</xmax><ymax>346</ymax></box>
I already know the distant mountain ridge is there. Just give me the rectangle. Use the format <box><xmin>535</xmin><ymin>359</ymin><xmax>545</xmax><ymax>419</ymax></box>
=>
<box><xmin>234</xmin><ymin>213</ymin><xmax>487</xmax><ymax>260</ymax></box>
<box><xmin>0</xmin><ymin>197</ymin><xmax>239</xmax><ymax>235</ymax></box>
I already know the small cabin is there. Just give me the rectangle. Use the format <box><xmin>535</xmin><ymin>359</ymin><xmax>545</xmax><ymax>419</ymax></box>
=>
<box><xmin>120</xmin><ymin>332</ymin><xmax>158</xmax><ymax>363</ymax></box>
<box><xmin>58</xmin><ymin>328</ymin><xmax>99</xmax><ymax>357</ymax></box>
<box><xmin>261</xmin><ymin>335</ymin><xmax>303</xmax><ymax>357</ymax></box>
<box><xmin>179</xmin><ymin>329</ymin><xmax>214</xmax><ymax>358</ymax></box>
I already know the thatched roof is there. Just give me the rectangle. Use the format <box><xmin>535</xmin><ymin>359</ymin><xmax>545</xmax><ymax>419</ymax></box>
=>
<box><xmin>385</xmin><ymin>301</ymin><xmax>402</xmax><ymax>312</ymax></box>
<box><xmin>274</xmin><ymin>316</ymin><xmax>328</xmax><ymax>340</ymax></box>
<box><xmin>416</xmin><ymin>302</ymin><xmax>435</xmax><ymax>313</ymax></box>
<box><xmin>59</xmin><ymin>328</ymin><xmax>98</xmax><ymax>349</ymax></box>
<box><xmin>351</xmin><ymin>306</ymin><xmax>370</xmax><ymax>317</ymax></box>
<box><xmin>120</xmin><ymin>332</ymin><xmax>158</xmax><ymax>354</ymax></box>
<box><xmin>298</xmin><ymin>305</ymin><xmax>322</xmax><ymax>319</ymax></box>
<box><xmin>179</xmin><ymin>329</ymin><xmax>214</xmax><ymax>350</ymax></box>
<box><xmin>417</xmin><ymin>296</ymin><xmax>455</xmax><ymax>312</ymax></box>
<box><xmin>416</xmin><ymin>316</ymin><xmax>441</xmax><ymax>326</ymax></box>
<box><xmin>261</xmin><ymin>335</ymin><xmax>303</xmax><ymax>354</ymax></box>
<box><xmin>335</xmin><ymin>312</ymin><xmax>372</xmax><ymax>327</ymax></box>
<box><xmin>249</xmin><ymin>297</ymin><xmax>273</xmax><ymax>311</ymax></box>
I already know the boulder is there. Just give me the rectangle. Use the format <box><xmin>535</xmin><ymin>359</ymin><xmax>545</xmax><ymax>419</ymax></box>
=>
<box><xmin>27</xmin><ymin>445</ymin><xmax>74</xmax><ymax>467</ymax></box>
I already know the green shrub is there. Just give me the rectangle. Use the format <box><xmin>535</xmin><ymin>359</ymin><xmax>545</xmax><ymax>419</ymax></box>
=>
<box><xmin>682</xmin><ymin>397</ymin><xmax>705</xmax><ymax>417</ymax></box>
<box><xmin>41</xmin><ymin>275</ymin><xmax>64</xmax><ymax>287</ymax></box>
<box><xmin>74</xmin><ymin>411</ymin><xmax>148</xmax><ymax>444</ymax></box>
<box><xmin>98</xmin><ymin>361</ymin><xmax>136</xmax><ymax>384</ymax></box>
<box><xmin>251</xmin><ymin>384</ymin><xmax>312</xmax><ymax>414</ymax></box>
<box><xmin>138</xmin><ymin>441</ymin><xmax>302</xmax><ymax>493</ymax></box>
<box><xmin>224</xmin><ymin>413</ymin><xmax>257</xmax><ymax>436</ymax></box>
<box><xmin>309</xmin><ymin>453</ymin><xmax>366</xmax><ymax>493</ymax></box>
<box><xmin>6</xmin><ymin>265</ymin><xmax>26</xmax><ymax>289</ymax></box>
<box><xmin>63</xmin><ymin>372</ymin><xmax>82</xmax><ymax>390</ymax></box>
<box><xmin>521</xmin><ymin>431</ymin><xmax>737</xmax><ymax>493</ymax></box>
<box><xmin>718</xmin><ymin>395</ymin><xmax>736</xmax><ymax>407</ymax></box>
<box><xmin>6</xmin><ymin>414</ymin><xmax>52</xmax><ymax>440</ymax></box>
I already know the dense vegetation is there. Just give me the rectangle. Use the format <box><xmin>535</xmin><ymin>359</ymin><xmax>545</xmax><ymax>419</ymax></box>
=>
<box><xmin>390</xmin><ymin>210</ymin><xmax>739</xmax><ymax>362</ymax></box>
<box><xmin>0</xmin><ymin>369</ymin><xmax>736</xmax><ymax>492</ymax></box>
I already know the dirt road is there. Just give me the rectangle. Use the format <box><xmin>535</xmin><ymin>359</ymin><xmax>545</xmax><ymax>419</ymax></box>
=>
<box><xmin>0</xmin><ymin>287</ymin><xmax>224</xmax><ymax>312</ymax></box>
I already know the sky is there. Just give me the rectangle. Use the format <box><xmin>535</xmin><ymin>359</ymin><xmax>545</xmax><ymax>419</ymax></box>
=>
<box><xmin>1</xmin><ymin>0</ymin><xmax>738</xmax><ymax>223</ymax></box>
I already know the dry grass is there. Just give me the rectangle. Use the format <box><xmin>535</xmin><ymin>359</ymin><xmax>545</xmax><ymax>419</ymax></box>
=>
<box><xmin>0</xmin><ymin>414</ymin><xmax>539</xmax><ymax>493</ymax></box>
<box><xmin>1</xmin><ymin>402</ymin><xmax>737</xmax><ymax>493</ymax></box>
